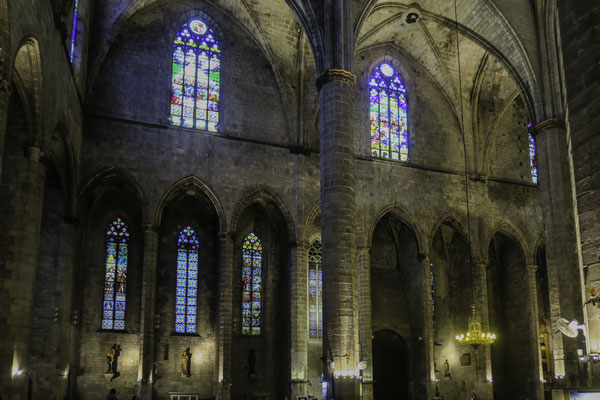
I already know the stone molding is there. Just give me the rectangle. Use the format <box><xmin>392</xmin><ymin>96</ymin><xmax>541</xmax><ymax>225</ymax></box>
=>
<box><xmin>316</xmin><ymin>68</ymin><xmax>357</xmax><ymax>91</ymax></box>
<box><xmin>0</xmin><ymin>76</ymin><xmax>10</xmax><ymax>94</ymax></box>
<box><xmin>141</xmin><ymin>223</ymin><xmax>159</xmax><ymax>233</ymax></box>
<box><xmin>525</xmin><ymin>264</ymin><xmax>538</xmax><ymax>272</ymax></box>
<box><xmin>532</xmin><ymin>118</ymin><xmax>566</xmax><ymax>138</ymax></box>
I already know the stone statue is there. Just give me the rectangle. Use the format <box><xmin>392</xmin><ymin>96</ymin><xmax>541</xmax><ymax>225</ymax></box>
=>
<box><xmin>444</xmin><ymin>359</ymin><xmax>450</xmax><ymax>377</ymax></box>
<box><xmin>181</xmin><ymin>348</ymin><xmax>191</xmax><ymax>376</ymax></box>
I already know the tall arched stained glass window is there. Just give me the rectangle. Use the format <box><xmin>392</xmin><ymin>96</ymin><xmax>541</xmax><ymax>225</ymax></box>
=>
<box><xmin>69</xmin><ymin>0</ymin><xmax>80</xmax><ymax>62</ymax></box>
<box><xmin>369</xmin><ymin>62</ymin><xmax>408</xmax><ymax>161</ymax></box>
<box><xmin>308</xmin><ymin>240</ymin><xmax>322</xmax><ymax>338</ymax></box>
<box><xmin>170</xmin><ymin>18</ymin><xmax>221</xmax><ymax>132</ymax></box>
<box><xmin>102</xmin><ymin>218</ymin><xmax>129</xmax><ymax>330</ymax></box>
<box><xmin>242</xmin><ymin>233</ymin><xmax>262</xmax><ymax>335</ymax></box>
<box><xmin>528</xmin><ymin>124</ymin><xmax>538</xmax><ymax>184</ymax></box>
<box><xmin>176</xmin><ymin>226</ymin><xmax>200</xmax><ymax>334</ymax></box>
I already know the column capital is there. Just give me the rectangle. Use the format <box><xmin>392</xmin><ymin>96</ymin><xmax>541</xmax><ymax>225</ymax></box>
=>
<box><xmin>26</xmin><ymin>146</ymin><xmax>44</xmax><ymax>162</ymax></box>
<box><xmin>141</xmin><ymin>223</ymin><xmax>159</xmax><ymax>233</ymax></box>
<box><xmin>472</xmin><ymin>257</ymin><xmax>488</xmax><ymax>269</ymax></box>
<box><xmin>525</xmin><ymin>264</ymin><xmax>538</xmax><ymax>272</ymax></box>
<box><xmin>358</xmin><ymin>246</ymin><xmax>371</xmax><ymax>256</ymax></box>
<box><xmin>532</xmin><ymin>118</ymin><xmax>566</xmax><ymax>138</ymax></box>
<box><xmin>316</xmin><ymin>68</ymin><xmax>357</xmax><ymax>91</ymax></box>
<box><xmin>218</xmin><ymin>231</ymin><xmax>233</xmax><ymax>240</ymax></box>
<box><xmin>0</xmin><ymin>77</ymin><xmax>11</xmax><ymax>95</ymax></box>
<box><xmin>289</xmin><ymin>239</ymin><xmax>309</xmax><ymax>250</ymax></box>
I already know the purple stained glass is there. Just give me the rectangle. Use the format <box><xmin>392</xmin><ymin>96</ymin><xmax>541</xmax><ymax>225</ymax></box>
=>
<box><xmin>69</xmin><ymin>0</ymin><xmax>79</xmax><ymax>63</ymax></box>
<box><xmin>242</xmin><ymin>233</ymin><xmax>262</xmax><ymax>335</ymax></box>
<box><xmin>308</xmin><ymin>240</ymin><xmax>322</xmax><ymax>338</ymax></box>
<box><xmin>170</xmin><ymin>18</ymin><xmax>221</xmax><ymax>132</ymax></box>
<box><xmin>369</xmin><ymin>63</ymin><xmax>408</xmax><ymax>161</ymax></box>
<box><xmin>102</xmin><ymin>218</ymin><xmax>129</xmax><ymax>330</ymax></box>
<box><xmin>528</xmin><ymin>124</ymin><xmax>538</xmax><ymax>184</ymax></box>
<box><xmin>176</xmin><ymin>226</ymin><xmax>200</xmax><ymax>334</ymax></box>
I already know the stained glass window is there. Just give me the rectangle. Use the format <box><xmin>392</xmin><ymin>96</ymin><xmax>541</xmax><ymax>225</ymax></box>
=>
<box><xmin>102</xmin><ymin>218</ymin><xmax>129</xmax><ymax>330</ymax></box>
<box><xmin>69</xmin><ymin>0</ymin><xmax>80</xmax><ymax>62</ymax></box>
<box><xmin>176</xmin><ymin>226</ymin><xmax>200</xmax><ymax>334</ymax></box>
<box><xmin>308</xmin><ymin>240</ymin><xmax>323</xmax><ymax>338</ymax></box>
<box><xmin>369</xmin><ymin>62</ymin><xmax>408</xmax><ymax>161</ymax></box>
<box><xmin>242</xmin><ymin>233</ymin><xmax>262</xmax><ymax>335</ymax></box>
<box><xmin>170</xmin><ymin>18</ymin><xmax>221</xmax><ymax>132</ymax></box>
<box><xmin>528</xmin><ymin>124</ymin><xmax>538</xmax><ymax>184</ymax></box>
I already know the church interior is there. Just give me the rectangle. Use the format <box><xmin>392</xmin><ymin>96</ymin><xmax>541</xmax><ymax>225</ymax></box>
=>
<box><xmin>0</xmin><ymin>0</ymin><xmax>598</xmax><ymax>399</ymax></box>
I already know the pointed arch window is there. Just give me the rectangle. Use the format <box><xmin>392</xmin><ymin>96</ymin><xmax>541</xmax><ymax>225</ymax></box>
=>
<box><xmin>369</xmin><ymin>62</ymin><xmax>408</xmax><ymax>161</ymax></box>
<box><xmin>528</xmin><ymin>124</ymin><xmax>538</xmax><ymax>184</ymax></box>
<box><xmin>176</xmin><ymin>226</ymin><xmax>200</xmax><ymax>334</ymax></box>
<box><xmin>69</xmin><ymin>0</ymin><xmax>80</xmax><ymax>62</ymax></box>
<box><xmin>170</xmin><ymin>18</ymin><xmax>221</xmax><ymax>132</ymax></box>
<box><xmin>102</xmin><ymin>218</ymin><xmax>129</xmax><ymax>330</ymax></box>
<box><xmin>242</xmin><ymin>233</ymin><xmax>262</xmax><ymax>335</ymax></box>
<box><xmin>308</xmin><ymin>240</ymin><xmax>322</xmax><ymax>338</ymax></box>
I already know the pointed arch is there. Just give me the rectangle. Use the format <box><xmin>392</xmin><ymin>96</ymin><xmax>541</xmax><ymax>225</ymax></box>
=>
<box><xmin>230</xmin><ymin>186</ymin><xmax>296</xmax><ymax>242</ymax></box>
<box><xmin>175</xmin><ymin>225</ymin><xmax>200</xmax><ymax>334</ymax></box>
<box><xmin>302</xmin><ymin>201</ymin><xmax>321</xmax><ymax>242</ymax></box>
<box><xmin>11</xmin><ymin>37</ymin><xmax>43</xmax><ymax>147</ymax></box>
<box><xmin>428</xmin><ymin>211</ymin><xmax>474</xmax><ymax>255</ymax></box>
<box><xmin>101</xmin><ymin>217</ymin><xmax>130</xmax><ymax>330</ymax></box>
<box><xmin>79</xmin><ymin>164</ymin><xmax>148</xmax><ymax>222</ymax></box>
<box><xmin>154</xmin><ymin>175</ymin><xmax>225</xmax><ymax>230</ymax></box>
<box><xmin>485</xmin><ymin>218</ymin><xmax>529</xmax><ymax>262</ymax></box>
<box><xmin>169</xmin><ymin>16</ymin><xmax>221</xmax><ymax>132</ymax></box>
<box><xmin>367</xmin><ymin>203</ymin><xmax>425</xmax><ymax>255</ymax></box>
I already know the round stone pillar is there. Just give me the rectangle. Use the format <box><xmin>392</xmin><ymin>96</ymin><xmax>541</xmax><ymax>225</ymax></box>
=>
<box><xmin>318</xmin><ymin>68</ymin><xmax>359</xmax><ymax>400</ymax></box>
<box><xmin>532</xmin><ymin>118</ymin><xmax>583</xmax><ymax>383</ymax></box>
<box><xmin>290</xmin><ymin>240</ymin><xmax>309</xmax><ymax>399</ymax></box>
<box><xmin>216</xmin><ymin>232</ymin><xmax>233</xmax><ymax>400</ymax></box>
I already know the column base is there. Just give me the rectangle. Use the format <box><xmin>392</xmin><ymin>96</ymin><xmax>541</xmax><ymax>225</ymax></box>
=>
<box><xmin>290</xmin><ymin>380</ymin><xmax>308</xmax><ymax>399</ymax></box>
<box><xmin>333</xmin><ymin>378</ymin><xmax>360</xmax><ymax>399</ymax></box>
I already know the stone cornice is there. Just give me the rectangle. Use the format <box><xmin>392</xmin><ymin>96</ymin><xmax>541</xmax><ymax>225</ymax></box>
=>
<box><xmin>316</xmin><ymin>68</ymin><xmax>357</xmax><ymax>91</ymax></box>
<box><xmin>532</xmin><ymin>118</ymin><xmax>566</xmax><ymax>137</ymax></box>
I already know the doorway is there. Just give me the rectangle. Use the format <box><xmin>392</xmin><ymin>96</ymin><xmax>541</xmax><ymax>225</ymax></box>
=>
<box><xmin>372</xmin><ymin>329</ymin><xmax>410</xmax><ymax>399</ymax></box>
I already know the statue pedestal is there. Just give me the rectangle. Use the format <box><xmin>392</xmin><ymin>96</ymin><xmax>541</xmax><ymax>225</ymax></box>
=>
<box><xmin>104</xmin><ymin>372</ymin><xmax>120</xmax><ymax>381</ymax></box>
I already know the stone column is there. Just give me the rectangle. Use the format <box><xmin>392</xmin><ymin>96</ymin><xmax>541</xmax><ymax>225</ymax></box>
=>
<box><xmin>532</xmin><ymin>118</ymin><xmax>583</xmax><ymax>382</ymax></box>
<box><xmin>0</xmin><ymin>78</ymin><xmax>10</xmax><ymax>180</ymax></box>
<box><xmin>5</xmin><ymin>147</ymin><xmax>46</xmax><ymax>399</ymax></box>
<box><xmin>357</xmin><ymin>247</ymin><xmax>373</xmax><ymax>400</ymax></box>
<box><xmin>216</xmin><ymin>232</ymin><xmax>233</xmax><ymax>400</ymax></box>
<box><xmin>525</xmin><ymin>264</ymin><xmax>544</xmax><ymax>400</ymax></box>
<box><xmin>138</xmin><ymin>224</ymin><xmax>159</xmax><ymax>398</ymax></box>
<box><xmin>318</xmin><ymin>68</ymin><xmax>359</xmax><ymax>399</ymax></box>
<box><xmin>290</xmin><ymin>240</ymin><xmax>309</xmax><ymax>398</ymax></box>
<box><xmin>472</xmin><ymin>258</ymin><xmax>493</xmax><ymax>398</ymax></box>
<box><xmin>421</xmin><ymin>255</ymin><xmax>435</xmax><ymax>398</ymax></box>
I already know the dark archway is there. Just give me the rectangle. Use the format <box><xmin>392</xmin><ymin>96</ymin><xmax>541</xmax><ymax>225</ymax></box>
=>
<box><xmin>373</xmin><ymin>329</ymin><xmax>410</xmax><ymax>399</ymax></box>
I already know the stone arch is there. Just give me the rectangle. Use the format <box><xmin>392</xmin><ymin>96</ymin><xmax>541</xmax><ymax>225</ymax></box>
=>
<box><xmin>11</xmin><ymin>37</ymin><xmax>43</xmax><ymax>147</ymax></box>
<box><xmin>428</xmin><ymin>210</ymin><xmax>473</xmax><ymax>255</ymax></box>
<box><xmin>154</xmin><ymin>175</ymin><xmax>225</xmax><ymax>230</ymax></box>
<box><xmin>303</xmin><ymin>201</ymin><xmax>321</xmax><ymax>243</ymax></box>
<box><xmin>367</xmin><ymin>203</ymin><xmax>425</xmax><ymax>254</ymax></box>
<box><xmin>485</xmin><ymin>218</ymin><xmax>529</xmax><ymax>262</ymax></box>
<box><xmin>79</xmin><ymin>164</ymin><xmax>148</xmax><ymax>222</ymax></box>
<box><xmin>230</xmin><ymin>185</ymin><xmax>296</xmax><ymax>242</ymax></box>
<box><xmin>533</xmin><ymin>230</ymin><xmax>546</xmax><ymax>264</ymax></box>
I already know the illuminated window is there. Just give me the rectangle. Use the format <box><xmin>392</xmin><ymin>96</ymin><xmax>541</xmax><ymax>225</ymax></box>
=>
<box><xmin>175</xmin><ymin>226</ymin><xmax>199</xmax><ymax>334</ymax></box>
<box><xmin>69</xmin><ymin>0</ymin><xmax>80</xmax><ymax>62</ymax></box>
<box><xmin>528</xmin><ymin>124</ymin><xmax>538</xmax><ymax>184</ymax></box>
<box><xmin>242</xmin><ymin>233</ymin><xmax>262</xmax><ymax>335</ymax></box>
<box><xmin>102</xmin><ymin>218</ymin><xmax>129</xmax><ymax>330</ymax></box>
<box><xmin>170</xmin><ymin>18</ymin><xmax>221</xmax><ymax>132</ymax></box>
<box><xmin>369</xmin><ymin>62</ymin><xmax>408</xmax><ymax>161</ymax></box>
<box><xmin>308</xmin><ymin>240</ymin><xmax>322</xmax><ymax>338</ymax></box>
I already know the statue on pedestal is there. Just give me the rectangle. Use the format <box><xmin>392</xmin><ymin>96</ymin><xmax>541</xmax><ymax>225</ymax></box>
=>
<box><xmin>181</xmin><ymin>348</ymin><xmax>191</xmax><ymax>377</ymax></box>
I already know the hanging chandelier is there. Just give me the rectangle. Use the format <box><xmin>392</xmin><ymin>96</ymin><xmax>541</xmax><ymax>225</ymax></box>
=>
<box><xmin>455</xmin><ymin>304</ymin><xmax>496</xmax><ymax>349</ymax></box>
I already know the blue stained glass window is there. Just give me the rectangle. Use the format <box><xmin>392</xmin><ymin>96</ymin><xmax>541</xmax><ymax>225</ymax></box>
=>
<box><xmin>528</xmin><ymin>124</ymin><xmax>538</xmax><ymax>184</ymax></box>
<box><xmin>102</xmin><ymin>218</ymin><xmax>129</xmax><ymax>330</ymax></box>
<box><xmin>308</xmin><ymin>240</ymin><xmax>322</xmax><ymax>338</ymax></box>
<box><xmin>170</xmin><ymin>18</ymin><xmax>221</xmax><ymax>132</ymax></box>
<box><xmin>69</xmin><ymin>0</ymin><xmax>80</xmax><ymax>63</ymax></box>
<box><xmin>369</xmin><ymin>62</ymin><xmax>408</xmax><ymax>161</ymax></box>
<box><xmin>242</xmin><ymin>233</ymin><xmax>262</xmax><ymax>335</ymax></box>
<box><xmin>175</xmin><ymin>226</ymin><xmax>200</xmax><ymax>334</ymax></box>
